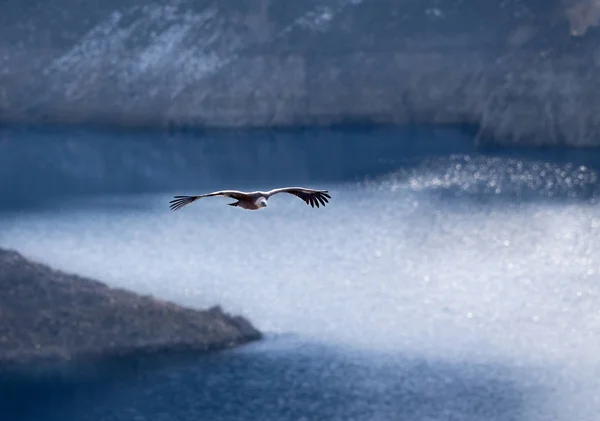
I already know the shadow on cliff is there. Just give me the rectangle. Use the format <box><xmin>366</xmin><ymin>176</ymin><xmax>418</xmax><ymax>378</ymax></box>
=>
<box><xmin>0</xmin><ymin>339</ymin><xmax>548</xmax><ymax>421</ymax></box>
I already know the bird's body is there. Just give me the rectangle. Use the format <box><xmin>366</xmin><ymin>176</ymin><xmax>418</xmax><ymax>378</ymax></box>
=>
<box><xmin>169</xmin><ymin>187</ymin><xmax>330</xmax><ymax>211</ymax></box>
<box><xmin>226</xmin><ymin>192</ymin><xmax>269</xmax><ymax>210</ymax></box>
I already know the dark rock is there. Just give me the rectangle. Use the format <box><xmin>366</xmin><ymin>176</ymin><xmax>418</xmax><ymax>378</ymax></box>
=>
<box><xmin>0</xmin><ymin>0</ymin><xmax>599</xmax><ymax>146</ymax></box>
<box><xmin>0</xmin><ymin>248</ymin><xmax>262</xmax><ymax>366</ymax></box>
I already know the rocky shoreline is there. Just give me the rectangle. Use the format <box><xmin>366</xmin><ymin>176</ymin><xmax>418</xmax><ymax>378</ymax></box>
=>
<box><xmin>0</xmin><ymin>248</ymin><xmax>261</xmax><ymax>366</ymax></box>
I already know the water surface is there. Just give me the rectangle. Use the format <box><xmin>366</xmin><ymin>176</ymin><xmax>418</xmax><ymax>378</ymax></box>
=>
<box><xmin>1</xmin><ymin>126</ymin><xmax>599</xmax><ymax>420</ymax></box>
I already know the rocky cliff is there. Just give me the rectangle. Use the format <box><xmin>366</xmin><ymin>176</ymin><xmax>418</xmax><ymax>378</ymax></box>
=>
<box><xmin>0</xmin><ymin>0</ymin><xmax>599</xmax><ymax>147</ymax></box>
<box><xmin>0</xmin><ymin>248</ymin><xmax>261</xmax><ymax>366</ymax></box>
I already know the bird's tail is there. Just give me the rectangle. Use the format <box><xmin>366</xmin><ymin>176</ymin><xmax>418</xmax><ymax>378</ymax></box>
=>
<box><xmin>227</xmin><ymin>201</ymin><xmax>239</xmax><ymax>207</ymax></box>
<box><xmin>169</xmin><ymin>195</ymin><xmax>200</xmax><ymax>211</ymax></box>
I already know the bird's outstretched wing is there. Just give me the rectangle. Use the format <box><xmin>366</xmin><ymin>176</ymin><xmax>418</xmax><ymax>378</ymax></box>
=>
<box><xmin>169</xmin><ymin>190</ymin><xmax>248</xmax><ymax>211</ymax></box>
<box><xmin>264</xmin><ymin>187</ymin><xmax>331</xmax><ymax>208</ymax></box>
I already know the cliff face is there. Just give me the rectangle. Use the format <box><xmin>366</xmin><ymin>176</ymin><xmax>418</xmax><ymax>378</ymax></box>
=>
<box><xmin>0</xmin><ymin>0</ymin><xmax>599</xmax><ymax>147</ymax></box>
<box><xmin>0</xmin><ymin>248</ymin><xmax>261</xmax><ymax>365</ymax></box>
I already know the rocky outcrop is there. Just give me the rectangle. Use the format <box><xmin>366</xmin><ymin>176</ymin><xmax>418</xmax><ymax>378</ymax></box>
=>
<box><xmin>1</xmin><ymin>0</ymin><xmax>599</xmax><ymax>147</ymax></box>
<box><xmin>0</xmin><ymin>248</ymin><xmax>261</xmax><ymax>366</ymax></box>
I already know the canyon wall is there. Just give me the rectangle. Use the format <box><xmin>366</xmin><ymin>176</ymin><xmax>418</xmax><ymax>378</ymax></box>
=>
<box><xmin>1</xmin><ymin>0</ymin><xmax>599</xmax><ymax>146</ymax></box>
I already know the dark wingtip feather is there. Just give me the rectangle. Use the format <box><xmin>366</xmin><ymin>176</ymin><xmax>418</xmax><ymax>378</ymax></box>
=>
<box><xmin>305</xmin><ymin>191</ymin><xmax>330</xmax><ymax>208</ymax></box>
<box><xmin>169</xmin><ymin>196</ymin><xmax>197</xmax><ymax>211</ymax></box>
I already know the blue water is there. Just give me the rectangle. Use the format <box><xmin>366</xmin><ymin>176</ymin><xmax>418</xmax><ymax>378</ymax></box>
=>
<box><xmin>0</xmin><ymin>336</ymin><xmax>553</xmax><ymax>421</ymax></box>
<box><xmin>1</xmin><ymin>125</ymin><xmax>600</xmax><ymax>420</ymax></box>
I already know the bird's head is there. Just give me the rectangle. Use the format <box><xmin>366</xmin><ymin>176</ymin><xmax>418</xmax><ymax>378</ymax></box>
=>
<box><xmin>259</xmin><ymin>197</ymin><xmax>268</xmax><ymax>208</ymax></box>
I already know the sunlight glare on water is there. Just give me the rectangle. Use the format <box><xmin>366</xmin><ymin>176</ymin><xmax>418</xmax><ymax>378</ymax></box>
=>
<box><xmin>1</xmin><ymin>154</ymin><xmax>600</xmax><ymax>372</ymax></box>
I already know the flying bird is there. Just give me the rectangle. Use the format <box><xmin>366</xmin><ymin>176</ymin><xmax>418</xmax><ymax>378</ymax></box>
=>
<box><xmin>169</xmin><ymin>187</ymin><xmax>331</xmax><ymax>211</ymax></box>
